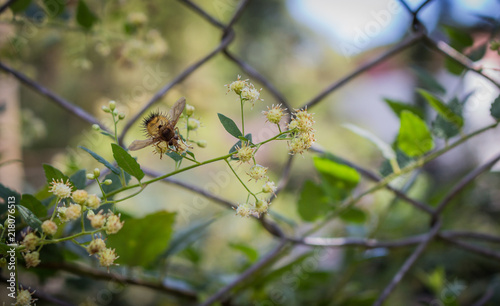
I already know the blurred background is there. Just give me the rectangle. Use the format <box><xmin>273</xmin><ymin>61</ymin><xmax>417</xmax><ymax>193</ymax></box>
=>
<box><xmin>1</xmin><ymin>0</ymin><xmax>500</xmax><ymax>305</ymax></box>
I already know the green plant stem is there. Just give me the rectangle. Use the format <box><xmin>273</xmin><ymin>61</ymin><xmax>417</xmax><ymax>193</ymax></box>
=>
<box><xmin>50</xmin><ymin>197</ymin><xmax>62</xmax><ymax>220</ymax></box>
<box><xmin>240</xmin><ymin>96</ymin><xmax>245</xmax><ymax>136</ymax></box>
<box><xmin>225</xmin><ymin>159</ymin><xmax>258</xmax><ymax>201</ymax></box>
<box><xmin>105</xmin><ymin>152</ymin><xmax>235</xmax><ymax>198</ymax></box>
<box><xmin>95</xmin><ymin>178</ymin><xmax>107</xmax><ymax>200</ymax></box>
<box><xmin>41</xmin><ymin>229</ymin><xmax>101</xmax><ymax>246</ymax></box>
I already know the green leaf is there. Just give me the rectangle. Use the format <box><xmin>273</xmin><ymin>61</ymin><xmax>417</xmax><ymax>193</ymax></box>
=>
<box><xmin>218</xmin><ymin>113</ymin><xmax>242</xmax><ymax>138</ymax></box>
<box><xmin>339</xmin><ymin>207</ymin><xmax>367</xmax><ymax>224</ymax></box>
<box><xmin>397</xmin><ymin>111</ymin><xmax>434</xmax><ymax>157</ymax></box>
<box><xmin>111</xmin><ymin>144</ymin><xmax>144</xmax><ymax>181</ymax></box>
<box><xmin>162</xmin><ymin>218</ymin><xmax>214</xmax><ymax>259</ymax></box>
<box><xmin>412</xmin><ymin>67</ymin><xmax>446</xmax><ymax>94</ymax></box>
<box><xmin>444</xmin><ymin>27</ymin><xmax>473</xmax><ymax>51</ymax></box>
<box><xmin>418</xmin><ymin>89</ymin><xmax>463</xmax><ymax>128</ymax></box>
<box><xmin>69</xmin><ymin>169</ymin><xmax>87</xmax><ymax>190</ymax></box>
<box><xmin>185</xmin><ymin>150</ymin><xmax>196</xmax><ymax>160</ymax></box>
<box><xmin>343</xmin><ymin>124</ymin><xmax>396</xmax><ymax>160</ymax></box>
<box><xmin>229</xmin><ymin>134</ymin><xmax>252</xmax><ymax>159</ymax></box>
<box><xmin>445</xmin><ymin>57</ymin><xmax>465</xmax><ymax>75</ymax></box>
<box><xmin>79</xmin><ymin>146</ymin><xmax>120</xmax><ymax>175</ymax></box>
<box><xmin>20</xmin><ymin>194</ymin><xmax>47</xmax><ymax>218</ymax></box>
<box><xmin>10</xmin><ymin>0</ymin><xmax>32</xmax><ymax>14</ymax></box>
<box><xmin>468</xmin><ymin>43</ymin><xmax>487</xmax><ymax>61</ymax></box>
<box><xmin>384</xmin><ymin>98</ymin><xmax>424</xmax><ymax>119</ymax></box>
<box><xmin>42</xmin><ymin>0</ymin><xmax>65</xmax><ymax>17</ymax></box>
<box><xmin>380</xmin><ymin>150</ymin><xmax>414</xmax><ymax>177</ymax></box>
<box><xmin>106</xmin><ymin>211</ymin><xmax>175</xmax><ymax>267</ymax></box>
<box><xmin>76</xmin><ymin>0</ymin><xmax>98</xmax><ymax>30</ymax></box>
<box><xmin>229</xmin><ymin>243</ymin><xmax>259</xmax><ymax>263</ymax></box>
<box><xmin>100</xmin><ymin>130</ymin><xmax>115</xmax><ymax>139</ymax></box>
<box><xmin>297</xmin><ymin>180</ymin><xmax>330</xmax><ymax>222</ymax></box>
<box><xmin>166</xmin><ymin>152</ymin><xmax>183</xmax><ymax>162</ymax></box>
<box><xmin>432</xmin><ymin>98</ymin><xmax>463</xmax><ymax>139</ymax></box>
<box><xmin>43</xmin><ymin>164</ymin><xmax>71</xmax><ymax>186</ymax></box>
<box><xmin>313</xmin><ymin>156</ymin><xmax>360</xmax><ymax>195</ymax></box>
<box><xmin>490</xmin><ymin>95</ymin><xmax>500</xmax><ymax>120</ymax></box>
<box><xmin>17</xmin><ymin>205</ymin><xmax>42</xmax><ymax>231</ymax></box>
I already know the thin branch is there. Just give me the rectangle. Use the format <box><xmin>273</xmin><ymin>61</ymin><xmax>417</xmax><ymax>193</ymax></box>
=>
<box><xmin>300</xmin><ymin>32</ymin><xmax>425</xmax><ymax>110</ymax></box>
<box><xmin>373</xmin><ymin>220</ymin><xmax>441</xmax><ymax>306</ymax></box>
<box><xmin>290</xmin><ymin>233</ymin><xmax>425</xmax><ymax>248</ymax></box>
<box><xmin>0</xmin><ymin>0</ymin><xmax>17</xmax><ymax>14</ymax></box>
<box><xmin>178</xmin><ymin>0</ymin><xmax>225</xmax><ymax>29</ymax></box>
<box><xmin>0</xmin><ymin>275</ymin><xmax>75</xmax><ymax>306</ymax></box>
<box><xmin>119</xmin><ymin>31</ymin><xmax>235</xmax><ymax>143</ymax></box>
<box><xmin>200</xmin><ymin>239</ymin><xmax>288</xmax><ymax>306</ymax></box>
<box><xmin>39</xmin><ymin>262</ymin><xmax>198</xmax><ymax>300</ymax></box>
<box><xmin>439</xmin><ymin>236</ymin><xmax>500</xmax><ymax>261</ymax></box>
<box><xmin>423</xmin><ymin>36</ymin><xmax>500</xmax><ymax>89</ymax></box>
<box><xmin>440</xmin><ymin>230</ymin><xmax>500</xmax><ymax>244</ymax></box>
<box><xmin>223</xmin><ymin>50</ymin><xmax>292</xmax><ymax>111</ymax></box>
<box><xmin>433</xmin><ymin>151</ymin><xmax>500</xmax><ymax>220</ymax></box>
<box><xmin>0</xmin><ymin>61</ymin><xmax>109</xmax><ymax>131</ymax></box>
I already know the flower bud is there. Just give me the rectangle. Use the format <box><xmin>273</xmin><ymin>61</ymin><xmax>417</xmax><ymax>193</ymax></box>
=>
<box><xmin>118</xmin><ymin>113</ymin><xmax>126</xmax><ymax>120</ymax></box>
<box><xmin>185</xmin><ymin>104</ymin><xmax>195</xmax><ymax>116</ymax></box>
<box><xmin>108</xmin><ymin>100</ymin><xmax>116</xmax><ymax>111</ymax></box>
<box><xmin>93</xmin><ymin>168</ymin><xmax>101</xmax><ymax>178</ymax></box>
<box><xmin>86</xmin><ymin>194</ymin><xmax>101</xmax><ymax>209</ymax></box>
<box><xmin>197</xmin><ymin>140</ymin><xmax>207</xmax><ymax>148</ymax></box>
<box><xmin>92</xmin><ymin>124</ymin><xmax>101</xmax><ymax>131</ymax></box>
<box><xmin>41</xmin><ymin>220</ymin><xmax>58</xmax><ymax>236</ymax></box>
<box><xmin>101</xmin><ymin>106</ymin><xmax>111</xmax><ymax>113</ymax></box>
<box><xmin>22</xmin><ymin>233</ymin><xmax>39</xmax><ymax>251</ymax></box>
<box><xmin>24</xmin><ymin>251</ymin><xmax>41</xmax><ymax>268</ymax></box>
<box><xmin>86</xmin><ymin>173</ymin><xmax>95</xmax><ymax>180</ymax></box>
<box><xmin>104</xmin><ymin>179</ymin><xmax>113</xmax><ymax>185</ymax></box>
<box><xmin>87</xmin><ymin>237</ymin><xmax>106</xmax><ymax>255</ymax></box>
<box><xmin>187</xmin><ymin>118</ymin><xmax>200</xmax><ymax>131</ymax></box>
<box><xmin>16</xmin><ymin>289</ymin><xmax>33</xmax><ymax>305</ymax></box>
<box><xmin>72</xmin><ymin>189</ymin><xmax>88</xmax><ymax>205</ymax></box>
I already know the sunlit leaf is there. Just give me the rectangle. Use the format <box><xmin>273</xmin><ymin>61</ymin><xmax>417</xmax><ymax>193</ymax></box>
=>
<box><xmin>397</xmin><ymin>111</ymin><xmax>434</xmax><ymax>157</ymax></box>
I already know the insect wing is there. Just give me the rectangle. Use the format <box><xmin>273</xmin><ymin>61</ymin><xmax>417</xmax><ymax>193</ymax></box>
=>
<box><xmin>128</xmin><ymin>139</ymin><xmax>155</xmax><ymax>151</ymax></box>
<box><xmin>167</xmin><ymin>97</ymin><xmax>186</xmax><ymax>127</ymax></box>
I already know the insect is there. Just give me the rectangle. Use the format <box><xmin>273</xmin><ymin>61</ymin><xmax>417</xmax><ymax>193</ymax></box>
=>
<box><xmin>128</xmin><ymin>97</ymin><xmax>186</xmax><ymax>159</ymax></box>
